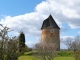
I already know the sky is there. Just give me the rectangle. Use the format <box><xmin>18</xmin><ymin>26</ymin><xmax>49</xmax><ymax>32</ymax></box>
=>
<box><xmin>0</xmin><ymin>0</ymin><xmax>80</xmax><ymax>49</ymax></box>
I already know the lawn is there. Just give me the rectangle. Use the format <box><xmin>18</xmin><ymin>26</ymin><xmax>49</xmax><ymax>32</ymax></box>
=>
<box><xmin>18</xmin><ymin>51</ymin><xmax>75</xmax><ymax>60</ymax></box>
<box><xmin>18</xmin><ymin>56</ymin><xmax>75</xmax><ymax>60</ymax></box>
<box><xmin>18</xmin><ymin>56</ymin><xmax>34</xmax><ymax>60</ymax></box>
<box><xmin>54</xmin><ymin>57</ymin><xmax>75</xmax><ymax>60</ymax></box>
<box><xmin>18</xmin><ymin>52</ymin><xmax>36</xmax><ymax>60</ymax></box>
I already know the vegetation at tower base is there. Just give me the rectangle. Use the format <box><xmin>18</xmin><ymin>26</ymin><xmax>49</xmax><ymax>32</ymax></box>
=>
<box><xmin>0</xmin><ymin>24</ymin><xmax>19</xmax><ymax>60</ymax></box>
<box><xmin>33</xmin><ymin>39</ymin><xmax>58</xmax><ymax>60</ymax></box>
<box><xmin>18</xmin><ymin>50</ymin><xmax>76</xmax><ymax>60</ymax></box>
<box><xmin>19</xmin><ymin>31</ymin><xmax>26</xmax><ymax>54</ymax></box>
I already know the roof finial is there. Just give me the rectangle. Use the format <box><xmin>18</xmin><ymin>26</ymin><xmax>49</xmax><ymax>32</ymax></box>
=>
<box><xmin>50</xmin><ymin>13</ymin><xmax>51</xmax><ymax>15</ymax></box>
<box><xmin>48</xmin><ymin>13</ymin><xmax>52</xmax><ymax>18</ymax></box>
<box><xmin>49</xmin><ymin>13</ymin><xmax>52</xmax><ymax>16</ymax></box>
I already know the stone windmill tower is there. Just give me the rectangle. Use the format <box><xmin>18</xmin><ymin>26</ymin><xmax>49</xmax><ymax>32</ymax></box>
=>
<box><xmin>41</xmin><ymin>14</ymin><xmax>60</xmax><ymax>50</ymax></box>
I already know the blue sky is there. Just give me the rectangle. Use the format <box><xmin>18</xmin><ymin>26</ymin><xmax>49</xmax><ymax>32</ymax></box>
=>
<box><xmin>0</xmin><ymin>0</ymin><xmax>80</xmax><ymax>49</ymax></box>
<box><xmin>0</xmin><ymin>0</ymin><xmax>42</xmax><ymax>16</ymax></box>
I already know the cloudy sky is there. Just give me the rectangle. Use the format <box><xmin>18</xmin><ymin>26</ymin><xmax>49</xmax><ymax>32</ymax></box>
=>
<box><xmin>0</xmin><ymin>0</ymin><xmax>80</xmax><ymax>49</ymax></box>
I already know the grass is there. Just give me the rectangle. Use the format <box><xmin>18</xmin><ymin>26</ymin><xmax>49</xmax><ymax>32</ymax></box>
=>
<box><xmin>18</xmin><ymin>51</ymin><xmax>37</xmax><ymax>60</ymax></box>
<box><xmin>18</xmin><ymin>51</ymin><xmax>75</xmax><ymax>60</ymax></box>
<box><xmin>18</xmin><ymin>56</ymin><xmax>34</xmax><ymax>60</ymax></box>
<box><xmin>54</xmin><ymin>57</ymin><xmax>75</xmax><ymax>60</ymax></box>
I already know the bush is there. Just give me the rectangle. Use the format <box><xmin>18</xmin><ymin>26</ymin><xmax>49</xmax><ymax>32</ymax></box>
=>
<box><xmin>74</xmin><ymin>50</ymin><xmax>80</xmax><ymax>60</ymax></box>
<box><xmin>58</xmin><ymin>51</ymin><xmax>74</xmax><ymax>56</ymax></box>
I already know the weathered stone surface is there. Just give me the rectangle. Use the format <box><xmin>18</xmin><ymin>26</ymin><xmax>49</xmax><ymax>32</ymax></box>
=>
<box><xmin>41</xmin><ymin>28</ymin><xmax>60</xmax><ymax>50</ymax></box>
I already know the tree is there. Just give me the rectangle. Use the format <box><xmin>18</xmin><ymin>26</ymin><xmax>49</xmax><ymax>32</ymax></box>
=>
<box><xmin>0</xmin><ymin>24</ymin><xmax>19</xmax><ymax>60</ymax></box>
<box><xmin>70</xmin><ymin>36</ymin><xmax>80</xmax><ymax>60</ymax></box>
<box><xmin>63</xmin><ymin>35</ymin><xmax>80</xmax><ymax>51</ymax></box>
<box><xmin>7</xmin><ymin>36</ymin><xmax>19</xmax><ymax>60</ymax></box>
<box><xmin>0</xmin><ymin>24</ymin><xmax>11</xmax><ymax>60</ymax></box>
<box><xmin>62</xmin><ymin>37</ymin><xmax>73</xmax><ymax>50</ymax></box>
<box><xmin>71</xmin><ymin>36</ymin><xmax>80</xmax><ymax>51</ymax></box>
<box><xmin>19</xmin><ymin>31</ymin><xmax>25</xmax><ymax>54</ymax></box>
<box><xmin>63</xmin><ymin>35</ymin><xmax>80</xmax><ymax>60</ymax></box>
<box><xmin>74</xmin><ymin>50</ymin><xmax>80</xmax><ymax>60</ymax></box>
<box><xmin>34</xmin><ymin>39</ymin><xmax>58</xmax><ymax>60</ymax></box>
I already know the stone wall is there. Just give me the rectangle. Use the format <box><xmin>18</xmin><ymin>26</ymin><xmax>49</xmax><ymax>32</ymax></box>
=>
<box><xmin>41</xmin><ymin>28</ymin><xmax>60</xmax><ymax>50</ymax></box>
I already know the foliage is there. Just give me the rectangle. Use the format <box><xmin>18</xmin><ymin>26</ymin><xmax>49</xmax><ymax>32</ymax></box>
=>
<box><xmin>0</xmin><ymin>24</ymin><xmax>19</xmax><ymax>60</ymax></box>
<box><xmin>27</xmin><ymin>48</ymin><xmax>32</xmax><ymax>52</ymax></box>
<box><xmin>19</xmin><ymin>31</ymin><xmax>25</xmax><ymax>54</ymax></box>
<box><xmin>6</xmin><ymin>37</ymin><xmax>19</xmax><ymax>60</ymax></box>
<box><xmin>74</xmin><ymin>50</ymin><xmax>80</xmax><ymax>60</ymax></box>
<box><xmin>58</xmin><ymin>51</ymin><xmax>74</xmax><ymax>57</ymax></box>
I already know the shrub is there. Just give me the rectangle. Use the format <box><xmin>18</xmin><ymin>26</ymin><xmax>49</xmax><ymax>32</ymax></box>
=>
<box><xmin>58</xmin><ymin>51</ymin><xmax>74</xmax><ymax>56</ymax></box>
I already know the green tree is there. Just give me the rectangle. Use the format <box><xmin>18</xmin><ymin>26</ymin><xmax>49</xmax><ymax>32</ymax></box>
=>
<box><xmin>19</xmin><ymin>32</ymin><xmax>25</xmax><ymax>54</ymax></box>
<box><xmin>0</xmin><ymin>24</ymin><xmax>19</xmax><ymax>60</ymax></box>
<box><xmin>7</xmin><ymin>37</ymin><xmax>19</xmax><ymax>60</ymax></box>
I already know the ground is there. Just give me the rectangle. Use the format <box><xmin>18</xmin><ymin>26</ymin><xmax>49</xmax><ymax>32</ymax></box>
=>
<box><xmin>18</xmin><ymin>51</ymin><xmax>75</xmax><ymax>60</ymax></box>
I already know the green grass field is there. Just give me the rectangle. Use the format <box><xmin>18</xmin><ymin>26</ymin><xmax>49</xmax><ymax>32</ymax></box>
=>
<box><xmin>18</xmin><ymin>51</ymin><xmax>75</xmax><ymax>60</ymax></box>
<box><xmin>18</xmin><ymin>56</ymin><xmax>75</xmax><ymax>60</ymax></box>
<box><xmin>54</xmin><ymin>57</ymin><xmax>75</xmax><ymax>60</ymax></box>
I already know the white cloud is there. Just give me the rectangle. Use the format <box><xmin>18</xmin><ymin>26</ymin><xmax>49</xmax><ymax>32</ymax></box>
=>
<box><xmin>61</xmin><ymin>36</ymin><xmax>74</xmax><ymax>40</ymax></box>
<box><xmin>25</xmin><ymin>39</ymin><xmax>39</xmax><ymax>47</ymax></box>
<box><xmin>25</xmin><ymin>41</ymin><xmax>35</xmax><ymax>47</ymax></box>
<box><xmin>0</xmin><ymin>0</ymin><xmax>80</xmax><ymax>36</ymax></box>
<box><xmin>0</xmin><ymin>12</ymin><xmax>47</xmax><ymax>36</ymax></box>
<box><xmin>36</xmin><ymin>0</ymin><xmax>80</xmax><ymax>29</ymax></box>
<box><xmin>35</xmin><ymin>1</ymin><xmax>50</xmax><ymax>14</ymax></box>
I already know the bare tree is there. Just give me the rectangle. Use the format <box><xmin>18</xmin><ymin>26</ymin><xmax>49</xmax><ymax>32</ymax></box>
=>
<box><xmin>70</xmin><ymin>35</ymin><xmax>80</xmax><ymax>60</ymax></box>
<box><xmin>62</xmin><ymin>37</ymin><xmax>73</xmax><ymax>50</ymax></box>
<box><xmin>33</xmin><ymin>39</ymin><xmax>58</xmax><ymax>60</ymax></box>
<box><xmin>67</xmin><ymin>35</ymin><xmax>80</xmax><ymax>51</ymax></box>
<box><xmin>62</xmin><ymin>35</ymin><xmax>80</xmax><ymax>60</ymax></box>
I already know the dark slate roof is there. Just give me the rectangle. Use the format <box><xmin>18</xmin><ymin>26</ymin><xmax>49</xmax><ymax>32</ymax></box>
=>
<box><xmin>41</xmin><ymin>14</ymin><xmax>60</xmax><ymax>30</ymax></box>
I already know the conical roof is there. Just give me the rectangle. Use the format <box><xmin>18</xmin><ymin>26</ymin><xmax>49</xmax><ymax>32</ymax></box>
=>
<box><xmin>41</xmin><ymin>14</ymin><xmax>60</xmax><ymax>30</ymax></box>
